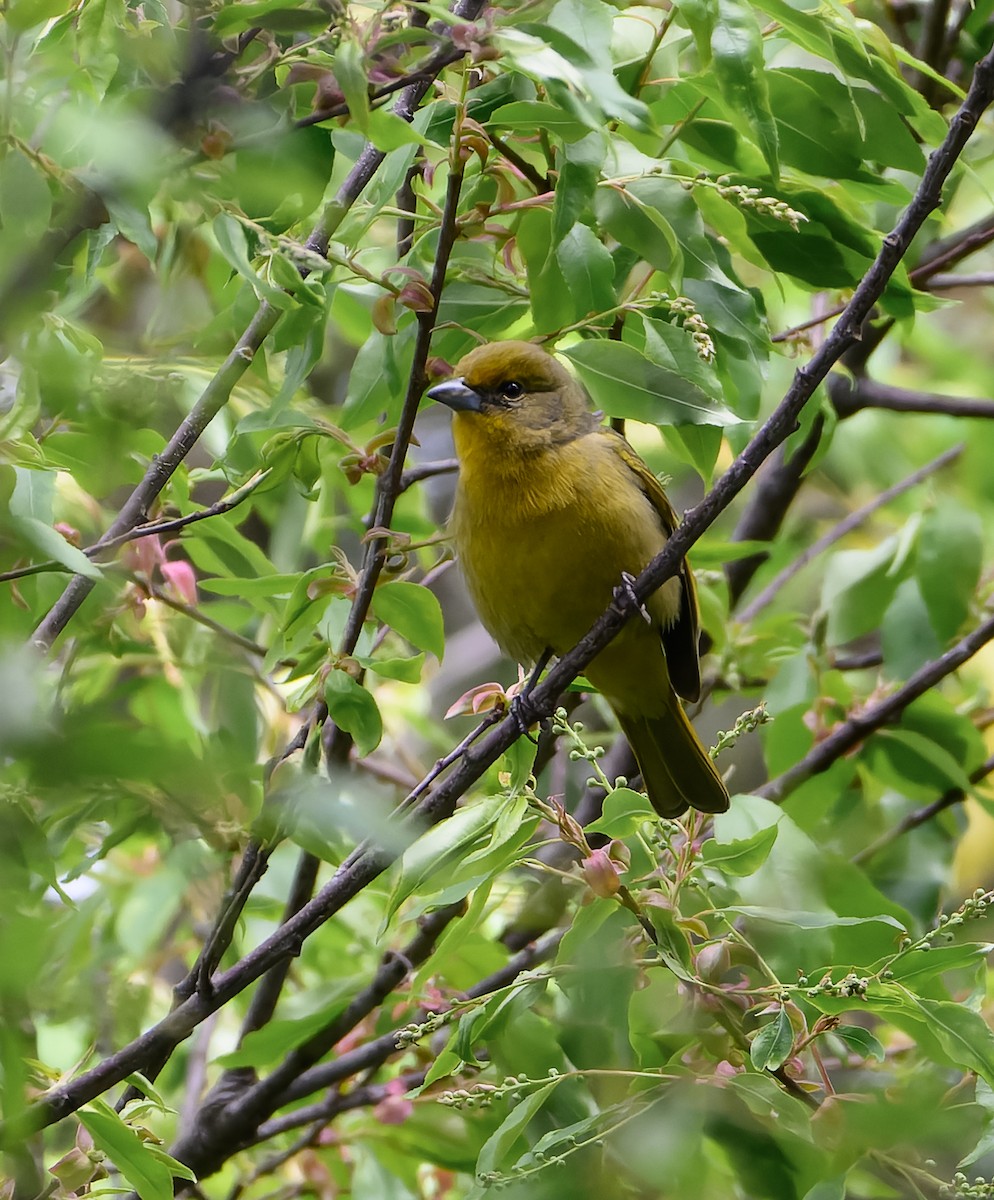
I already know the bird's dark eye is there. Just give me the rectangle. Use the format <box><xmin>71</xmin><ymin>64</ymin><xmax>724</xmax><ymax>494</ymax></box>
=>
<box><xmin>499</xmin><ymin>381</ymin><xmax>524</xmax><ymax>400</ymax></box>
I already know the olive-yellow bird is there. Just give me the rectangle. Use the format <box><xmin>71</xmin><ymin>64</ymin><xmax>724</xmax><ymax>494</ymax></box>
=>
<box><xmin>428</xmin><ymin>340</ymin><xmax>729</xmax><ymax>818</ymax></box>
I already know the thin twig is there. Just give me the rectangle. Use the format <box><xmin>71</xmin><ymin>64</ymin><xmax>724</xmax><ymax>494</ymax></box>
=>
<box><xmin>397</xmin><ymin>457</ymin><xmax>460</xmax><ymax>492</ymax></box>
<box><xmin>759</xmin><ymin>612</ymin><xmax>994</xmax><ymax>805</ymax></box>
<box><xmin>852</xmin><ymin>752</ymin><xmax>994</xmax><ymax>865</ymax></box>
<box><xmin>737</xmin><ymin>443</ymin><xmax>963</xmax><ymax>623</ymax></box>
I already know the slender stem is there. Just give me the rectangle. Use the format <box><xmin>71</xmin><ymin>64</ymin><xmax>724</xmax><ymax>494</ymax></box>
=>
<box><xmin>853</xmin><ymin>752</ymin><xmax>994</xmax><ymax>865</ymax></box>
<box><xmin>736</xmin><ymin>443</ymin><xmax>962</xmax><ymax>622</ymax></box>
<box><xmin>759</xmin><ymin>612</ymin><xmax>994</xmax><ymax>805</ymax></box>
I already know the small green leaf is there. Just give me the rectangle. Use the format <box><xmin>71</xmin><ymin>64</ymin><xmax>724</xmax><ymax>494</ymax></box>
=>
<box><xmin>726</xmin><ymin>906</ymin><xmax>906</xmax><ymax>932</ymax></box>
<box><xmin>555</xmin><ymin>223</ymin><xmax>616</xmax><ymax>316</ymax></box>
<box><xmin>80</xmin><ymin>1102</ymin><xmax>173</xmax><ymax>1200</ymax></box>
<box><xmin>334</xmin><ymin>39</ymin><xmax>369</xmax><ymax>132</ymax></box>
<box><xmin>10</xmin><ymin>517</ymin><xmax>102</xmax><ymax>580</ymax></box>
<box><xmin>371</xmin><ymin>581</ymin><xmax>445</xmax><ymax>660</ymax></box>
<box><xmin>586</xmin><ymin>787</ymin><xmax>655</xmax><ymax>836</ymax></box>
<box><xmin>489</xmin><ymin>100</ymin><xmax>590</xmax><ymax>142</ymax></box>
<box><xmin>701</xmin><ymin>823</ymin><xmax>778</xmax><ymax>876</ymax></box>
<box><xmin>916</xmin><ymin>504</ymin><xmax>983</xmax><ymax>641</ymax></box>
<box><xmin>750</xmin><ymin>1007</ymin><xmax>793</xmax><ymax>1070</ymax></box>
<box><xmin>215</xmin><ymin>979</ymin><xmax>363</xmax><ymax>1068</ymax></box>
<box><xmin>475</xmin><ymin>1083</ymin><xmax>557</xmax><ymax>1177</ymax></box>
<box><xmin>355</xmin><ymin>653</ymin><xmax>425</xmax><ymax>683</ymax></box>
<box><xmin>323</xmin><ymin>671</ymin><xmax>382</xmax><ymax>757</ymax></box>
<box><xmin>833</xmin><ymin>1024</ymin><xmax>885</xmax><ymax>1063</ymax></box>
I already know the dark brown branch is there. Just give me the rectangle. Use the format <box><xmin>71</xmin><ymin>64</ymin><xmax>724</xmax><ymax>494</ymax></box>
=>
<box><xmin>927</xmin><ymin>270</ymin><xmax>994</xmax><ymax>288</ymax></box>
<box><xmin>32</xmin><ymin>302</ymin><xmax>283</xmax><ymax>652</ymax></box>
<box><xmin>831</xmin><ymin>376</ymin><xmax>994</xmax><ymax>419</ymax></box>
<box><xmin>724</xmin><ymin>416</ymin><xmax>826</xmax><ymax>608</ymax></box>
<box><xmin>736</xmin><ymin>443</ymin><xmax>963</xmax><ymax>622</ymax></box>
<box><xmin>398</xmin><ymin>457</ymin><xmax>460</xmax><ymax>492</ymax></box>
<box><xmin>170</xmin><ymin>905</ymin><xmax>464</xmax><ymax>1179</ymax></box>
<box><xmin>914</xmin><ymin>0</ymin><xmax>953</xmax><ymax>101</ymax></box>
<box><xmin>829</xmin><ymin>647</ymin><xmax>884</xmax><ymax>672</ymax></box>
<box><xmin>912</xmin><ymin>210</ymin><xmax>994</xmax><ymax>278</ymax></box>
<box><xmin>758</xmin><ymin>612</ymin><xmax>994</xmax><ymax>805</ymax></box>
<box><xmin>485</xmin><ymin>129</ymin><xmax>551</xmax><ymax>193</ymax></box>
<box><xmin>852</xmin><ymin>752</ymin><xmax>994</xmax><ymax>866</ymax></box>
<box><xmin>772</xmin><ymin>212</ymin><xmax>994</xmax><ymax>345</ymax></box>
<box><xmin>0</xmin><ymin>471</ymin><xmax>272</xmax><ymax>586</ymax></box>
<box><xmin>269</xmin><ymin>928</ymin><xmax>563</xmax><ymax>1111</ymax></box>
<box><xmin>334</xmin><ymin>152</ymin><xmax>469</xmax><ymax>662</ymax></box>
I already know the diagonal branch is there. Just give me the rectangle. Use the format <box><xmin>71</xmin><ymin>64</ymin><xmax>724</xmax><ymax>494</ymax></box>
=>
<box><xmin>736</xmin><ymin>443</ymin><xmax>963</xmax><ymax>623</ymax></box>
<box><xmin>852</xmin><ymin>752</ymin><xmax>994</xmax><ymax>866</ymax></box>
<box><xmin>757</xmin><ymin>612</ymin><xmax>994</xmax><ymax>805</ymax></box>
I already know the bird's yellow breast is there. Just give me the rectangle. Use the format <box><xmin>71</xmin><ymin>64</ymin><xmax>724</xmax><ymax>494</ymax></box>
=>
<box><xmin>449</xmin><ymin>417</ymin><xmax>681</xmax><ymax>690</ymax></box>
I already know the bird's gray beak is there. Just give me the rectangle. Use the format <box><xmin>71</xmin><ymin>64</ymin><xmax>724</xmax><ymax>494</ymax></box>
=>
<box><xmin>427</xmin><ymin>378</ymin><xmax>483</xmax><ymax>413</ymax></box>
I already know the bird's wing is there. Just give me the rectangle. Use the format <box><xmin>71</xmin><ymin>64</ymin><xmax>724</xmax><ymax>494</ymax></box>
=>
<box><xmin>606</xmin><ymin>431</ymin><xmax>702</xmax><ymax>703</ymax></box>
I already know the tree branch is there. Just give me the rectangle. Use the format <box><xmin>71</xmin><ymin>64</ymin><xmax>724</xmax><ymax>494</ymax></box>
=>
<box><xmin>758</xmin><ymin>612</ymin><xmax>994</xmax><ymax>805</ymax></box>
<box><xmin>830</xmin><ymin>376</ymin><xmax>994</xmax><ymax>419</ymax></box>
<box><xmin>852</xmin><ymin>752</ymin><xmax>994</xmax><ymax>866</ymax></box>
<box><xmin>736</xmin><ymin>443</ymin><xmax>963</xmax><ymax>622</ymax></box>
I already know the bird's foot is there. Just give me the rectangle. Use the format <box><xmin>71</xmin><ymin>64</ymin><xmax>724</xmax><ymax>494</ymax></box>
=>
<box><xmin>507</xmin><ymin>649</ymin><xmax>553</xmax><ymax>742</ymax></box>
<box><xmin>613</xmin><ymin>571</ymin><xmax>652</xmax><ymax>624</ymax></box>
<box><xmin>508</xmin><ymin>693</ymin><xmax>540</xmax><ymax>743</ymax></box>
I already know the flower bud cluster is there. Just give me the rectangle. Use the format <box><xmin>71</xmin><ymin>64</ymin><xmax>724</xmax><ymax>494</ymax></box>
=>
<box><xmin>940</xmin><ymin>1173</ymin><xmax>994</xmax><ymax>1198</ymax></box>
<box><xmin>665</xmin><ymin>296</ymin><xmax>716</xmax><ymax>362</ymax></box>
<box><xmin>804</xmin><ymin>972</ymin><xmax>868</xmax><ymax>999</ymax></box>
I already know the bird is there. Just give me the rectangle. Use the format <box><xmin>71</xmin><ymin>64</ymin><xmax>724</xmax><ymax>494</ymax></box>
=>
<box><xmin>427</xmin><ymin>339</ymin><xmax>730</xmax><ymax>818</ymax></box>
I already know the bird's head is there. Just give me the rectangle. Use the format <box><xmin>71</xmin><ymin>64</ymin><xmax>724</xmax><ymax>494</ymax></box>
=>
<box><xmin>427</xmin><ymin>341</ymin><xmax>597</xmax><ymax>454</ymax></box>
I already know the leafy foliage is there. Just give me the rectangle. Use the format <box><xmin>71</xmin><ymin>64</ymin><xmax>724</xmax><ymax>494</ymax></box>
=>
<box><xmin>2</xmin><ymin>0</ymin><xmax>994</xmax><ymax>1198</ymax></box>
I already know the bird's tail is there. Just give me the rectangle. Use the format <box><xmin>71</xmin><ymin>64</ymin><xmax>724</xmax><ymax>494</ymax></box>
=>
<box><xmin>617</xmin><ymin>696</ymin><xmax>729</xmax><ymax>818</ymax></box>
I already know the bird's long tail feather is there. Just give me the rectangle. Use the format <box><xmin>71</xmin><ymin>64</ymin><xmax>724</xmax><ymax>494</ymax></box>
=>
<box><xmin>617</xmin><ymin>697</ymin><xmax>729</xmax><ymax>818</ymax></box>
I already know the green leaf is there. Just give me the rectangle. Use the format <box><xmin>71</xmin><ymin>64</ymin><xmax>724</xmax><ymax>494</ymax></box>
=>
<box><xmin>489</xmin><ymin>100</ymin><xmax>590</xmax><ymax>142</ymax></box>
<box><xmin>585</xmin><ymin>787</ymin><xmax>655</xmax><ymax>836</ymax></box>
<box><xmin>863</xmin><ymin>728</ymin><xmax>975</xmax><ymax>801</ymax></box>
<box><xmin>750</xmin><ymin>1007</ymin><xmax>793</xmax><ymax>1070</ymax></box>
<box><xmin>711</xmin><ymin>0</ymin><xmax>779</xmax><ymax>179</ymax></box>
<box><xmin>726</xmin><ymin>906</ymin><xmax>906</xmax><ymax>932</ymax></box>
<box><xmin>916</xmin><ymin>504</ymin><xmax>983</xmax><ymax>641</ymax></box>
<box><xmin>887</xmin><ymin>943</ymin><xmax>993</xmax><ymax>987</ymax></box>
<box><xmin>80</xmin><ymin>1102</ymin><xmax>174</xmax><ymax>1200</ymax></box>
<box><xmin>833</xmin><ymin>1024</ymin><xmax>885</xmax><ymax>1063</ymax></box>
<box><xmin>475</xmin><ymin>1083</ymin><xmax>557</xmax><ymax>1177</ymax></box>
<box><xmin>555</xmin><ymin>223</ymin><xmax>616</xmax><ymax>316</ymax></box>
<box><xmin>908</xmin><ymin>997</ymin><xmax>994</xmax><ymax>1087</ymax></box>
<box><xmin>215</xmin><ymin>979</ymin><xmax>363</xmax><ymax>1068</ymax></box>
<box><xmin>356</xmin><ymin>653</ymin><xmax>425</xmax><ymax>683</ymax></box>
<box><xmin>9</xmin><ymin>516</ymin><xmax>102</xmax><ymax>579</ymax></box>
<box><xmin>594</xmin><ymin>179</ymin><xmax>683</xmax><ymax>279</ymax></box>
<box><xmin>563</xmin><ymin>340</ymin><xmax>741</xmax><ymax>427</ymax></box>
<box><xmin>648</xmin><ymin>904</ymin><xmax>695</xmax><ymax>981</ymax></box>
<box><xmin>371</xmin><ymin>582</ymin><xmax>445</xmax><ymax>660</ymax></box>
<box><xmin>334</xmin><ymin>39</ymin><xmax>369</xmax><ymax>132</ymax></box>
<box><xmin>323</xmin><ymin>671</ymin><xmax>383</xmax><ymax>757</ymax></box>
<box><xmin>385</xmin><ymin>795</ymin><xmax>508</xmax><ymax>927</ymax></box>
<box><xmin>701</xmin><ymin>823</ymin><xmax>778</xmax><ymax>876</ymax></box>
